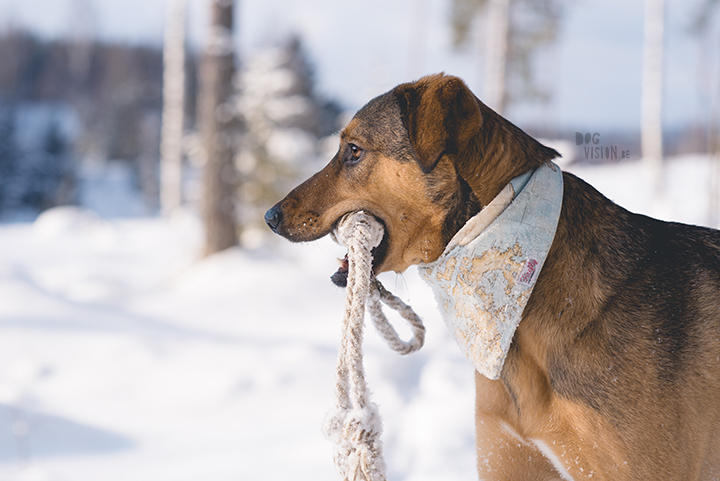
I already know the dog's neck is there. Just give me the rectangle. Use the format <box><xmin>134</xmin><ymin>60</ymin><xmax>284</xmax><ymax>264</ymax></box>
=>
<box><xmin>454</xmin><ymin>101</ymin><xmax>558</xmax><ymax>207</ymax></box>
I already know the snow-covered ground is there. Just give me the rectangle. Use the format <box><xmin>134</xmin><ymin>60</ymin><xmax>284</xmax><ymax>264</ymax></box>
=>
<box><xmin>0</xmin><ymin>155</ymin><xmax>717</xmax><ymax>481</ymax></box>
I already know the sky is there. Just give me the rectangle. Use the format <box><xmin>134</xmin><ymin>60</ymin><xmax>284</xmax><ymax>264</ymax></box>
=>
<box><xmin>0</xmin><ymin>0</ymin><xmax>718</xmax><ymax>134</ymax></box>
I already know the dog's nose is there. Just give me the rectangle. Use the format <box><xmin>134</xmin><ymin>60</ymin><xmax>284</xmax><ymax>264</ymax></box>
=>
<box><xmin>264</xmin><ymin>205</ymin><xmax>282</xmax><ymax>233</ymax></box>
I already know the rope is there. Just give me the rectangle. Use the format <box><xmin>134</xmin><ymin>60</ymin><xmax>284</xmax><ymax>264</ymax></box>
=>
<box><xmin>323</xmin><ymin>211</ymin><xmax>426</xmax><ymax>481</ymax></box>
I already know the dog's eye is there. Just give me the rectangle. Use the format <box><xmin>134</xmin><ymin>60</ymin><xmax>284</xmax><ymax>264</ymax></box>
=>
<box><xmin>345</xmin><ymin>143</ymin><xmax>363</xmax><ymax>163</ymax></box>
<box><xmin>350</xmin><ymin>144</ymin><xmax>361</xmax><ymax>159</ymax></box>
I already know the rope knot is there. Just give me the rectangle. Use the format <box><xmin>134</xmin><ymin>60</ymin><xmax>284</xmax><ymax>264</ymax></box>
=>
<box><xmin>342</xmin><ymin>407</ymin><xmax>383</xmax><ymax>444</ymax></box>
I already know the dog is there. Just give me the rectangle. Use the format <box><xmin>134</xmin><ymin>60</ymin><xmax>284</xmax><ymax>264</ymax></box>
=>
<box><xmin>265</xmin><ymin>73</ymin><xmax>720</xmax><ymax>480</ymax></box>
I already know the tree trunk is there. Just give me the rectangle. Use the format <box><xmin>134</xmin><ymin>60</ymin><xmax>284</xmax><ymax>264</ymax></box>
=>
<box><xmin>160</xmin><ymin>0</ymin><xmax>186</xmax><ymax>216</ymax></box>
<box><xmin>483</xmin><ymin>0</ymin><xmax>510</xmax><ymax>114</ymax></box>
<box><xmin>406</xmin><ymin>0</ymin><xmax>429</xmax><ymax>79</ymax></box>
<box><xmin>641</xmin><ymin>0</ymin><xmax>664</xmax><ymax>198</ymax></box>
<box><xmin>710</xmin><ymin>134</ymin><xmax>720</xmax><ymax>228</ymax></box>
<box><xmin>709</xmin><ymin>25</ymin><xmax>720</xmax><ymax>229</ymax></box>
<box><xmin>199</xmin><ymin>0</ymin><xmax>239</xmax><ymax>256</ymax></box>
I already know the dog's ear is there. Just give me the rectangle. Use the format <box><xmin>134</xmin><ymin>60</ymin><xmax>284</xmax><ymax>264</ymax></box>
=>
<box><xmin>395</xmin><ymin>74</ymin><xmax>482</xmax><ymax>174</ymax></box>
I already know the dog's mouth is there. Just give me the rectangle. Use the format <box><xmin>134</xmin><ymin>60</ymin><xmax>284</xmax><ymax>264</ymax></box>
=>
<box><xmin>330</xmin><ymin>217</ymin><xmax>389</xmax><ymax>288</ymax></box>
<box><xmin>330</xmin><ymin>254</ymin><xmax>351</xmax><ymax>287</ymax></box>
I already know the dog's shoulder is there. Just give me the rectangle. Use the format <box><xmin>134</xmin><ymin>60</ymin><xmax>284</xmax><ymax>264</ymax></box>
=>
<box><xmin>536</xmin><ymin>170</ymin><xmax>720</xmax><ymax>412</ymax></box>
<box><xmin>557</xmin><ymin>171</ymin><xmax>720</xmax><ymax>271</ymax></box>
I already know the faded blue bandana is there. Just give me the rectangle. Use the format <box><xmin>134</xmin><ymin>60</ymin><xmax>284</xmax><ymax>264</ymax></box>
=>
<box><xmin>418</xmin><ymin>162</ymin><xmax>563</xmax><ymax>379</ymax></box>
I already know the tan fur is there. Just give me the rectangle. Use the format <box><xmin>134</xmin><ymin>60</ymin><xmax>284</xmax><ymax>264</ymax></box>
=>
<box><xmin>276</xmin><ymin>150</ymin><xmax>450</xmax><ymax>273</ymax></box>
<box><xmin>266</xmin><ymin>74</ymin><xmax>720</xmax><ymax>480</ymax></box>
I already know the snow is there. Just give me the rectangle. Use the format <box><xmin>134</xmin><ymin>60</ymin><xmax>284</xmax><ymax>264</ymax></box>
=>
<box><xmin>0</xmin><ymin>155</ymin><xmax>717</xmax><ymax>480</ymax></box>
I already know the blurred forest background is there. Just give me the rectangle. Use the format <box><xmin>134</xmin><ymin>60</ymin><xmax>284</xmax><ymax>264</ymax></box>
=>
<box><xmin>0</xmin><ymin>0</ymin><xmax>718</xmax><ymax>244</ymax></box>
<box><xmin>0</xmin><ymin>25</ymin><xmax>342</xmax><ymax>250</ymax></box>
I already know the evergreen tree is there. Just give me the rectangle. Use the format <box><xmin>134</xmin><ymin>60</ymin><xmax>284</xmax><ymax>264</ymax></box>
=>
<box><xmin>41</xmin><ymin>119</ymin><xmax>75</xmax><ymax>207</ymax></box>
<box><xmin>0</xmin><ymin>103</ymin><xmax>18</xmax><ymax>213</ymax></box>
<box><xmin>234</xmin><ymin>36</ymin><xmax>341</xmax><ymax>240</ymax></box>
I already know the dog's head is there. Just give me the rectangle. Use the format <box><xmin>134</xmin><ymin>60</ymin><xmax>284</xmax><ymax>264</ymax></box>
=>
<box><xmin>265</xmin><ymin>73</ymin><xmax>557</xmax><ymax>280</ymax></box>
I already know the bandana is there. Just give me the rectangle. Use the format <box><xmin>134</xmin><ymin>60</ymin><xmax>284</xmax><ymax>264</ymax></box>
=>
<box><xmin>418</xmin><ymin>162</ymin><xmax>563</xmax><ymax>380</ymax></box>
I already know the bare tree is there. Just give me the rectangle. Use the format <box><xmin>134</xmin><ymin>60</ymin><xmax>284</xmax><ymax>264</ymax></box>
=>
<box><xmin>712</xmin><ymin>132</ymin><xmax>720</xmax><ymax>228</ymax></box>
<box><xmin>450</xmin><ymin>0</ymin><xmax>562</xmax><ymax>115</ymax></box>
<box><xmin>406</xmin><ymin>0</ymin><xmax>430</xmax><ymax>79</ymax></box>
<box><xmin>483</xmin><ymin>0</ymin><xmax>510</xmax><ymax>113</ymax></box>
<box><xmin>641</xmin><ymin>0</ymin><xmax>664</xmax><ymax>199</ymax></box>
<box><xmin>199</xmin><ymin>0</ymin><xmax>239</xmax><ymax>256</ymax></box>
<box><xmin>160</xmin><ymin>0</ymin><xmax>187</xmax><ymax>216</ymax></box>
<box><xmin>67</xmin><ymin>0</ymin><xmax>96</xmax><ymax>82</ymax></box>
<box><xmin>690</xmin><ymin>0</ymin><xmax>720</xmax><ymax>227</ymax></box>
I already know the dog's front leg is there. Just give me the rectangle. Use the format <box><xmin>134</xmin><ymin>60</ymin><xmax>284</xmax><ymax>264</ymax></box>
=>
<box><xmin>475</xmin><ymin>373</ymin><xmax>564</xmax><ymax>481</ymax></box>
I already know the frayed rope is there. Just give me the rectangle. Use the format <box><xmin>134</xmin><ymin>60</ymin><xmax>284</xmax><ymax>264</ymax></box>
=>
<box><xmin>323</xmin><ymin>211</ymin><xmax>425</xmax><ymax>481</ymax></box>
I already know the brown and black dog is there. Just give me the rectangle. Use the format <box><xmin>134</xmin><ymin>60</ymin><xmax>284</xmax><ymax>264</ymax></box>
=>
<box><xmin>265</xmin><ymin>73</ymin><xmax>720</xmax><ymax>480</ymax></box>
